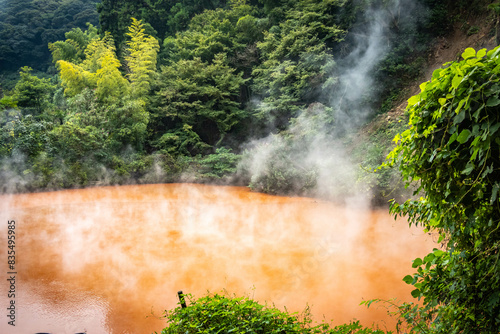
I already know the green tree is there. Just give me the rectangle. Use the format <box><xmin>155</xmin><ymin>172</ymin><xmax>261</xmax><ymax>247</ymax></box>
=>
<box><xmin>56</xmin><ymin>32</ymin><xmax>129</xmax><ymax>103</ymax></box>
<box><xmin>385</xmin><ymin>46</ymin><xmax>500</xmax><ymax>333</ymax></box>
<box><xmin>154</xmin><ymin>53</ymin><xmax>247</xmax><ymax>151</ymax></box>
<box><xmin>161</xmin><ymin>2</ymin><xmax>263</xmax><ymax>65</ymax></box>
<box><xmin>0</xmin><ymin>114</ymin><xmax>53</xmax><ymax>158</ymax></box>
<box><xmin>52</xmin><ymin>20</ymin><xmax>156</xmax><ymax>152</ymax></box>
<box><xmin>12</xmin><ymin>67</ymin><xmax>56</xmax><ymax>114</ymax></box>
<box><xmin>125</xmin><ymin>18</ymin><xmax>160</xmax><ymax>100</ymax></box>
<box><xmin>0</xmin><ymin>96</ymin><xmax>18</xmax><ymax>110</ymax></box>
<box><xmin>251</xmin><ymin>0</ymin><xmax>344</xmax><ymax>127</ymax></box>
<box><xmin>49</xmin><ymin>24</ymin><xmax>100</xmax><ymax>64</ymax></box>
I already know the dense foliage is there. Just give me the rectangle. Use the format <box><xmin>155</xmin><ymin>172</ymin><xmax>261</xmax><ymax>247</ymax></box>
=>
<box><xmin>97</xmin><ymin>0</ymin><xmax>226</xmax><ymax>48</ymax></box>
<box><xmin>385</xmin><ymin>46</ymin><xmax>500</xmax><ymax>333</ymax></box>
<box><xmin>0</xmin><ymin>0</ymin><xmax>99</xmax><ymax>74</ymax></box>
<box><xmin>159</xmin><ymin>293</ymin><xmax>388</xmax><ymax>334</ymax></box>
<box><xmin>0</xmin><ymin>0</ymin><xmax>489</xmax><ymax>198</ymax></box>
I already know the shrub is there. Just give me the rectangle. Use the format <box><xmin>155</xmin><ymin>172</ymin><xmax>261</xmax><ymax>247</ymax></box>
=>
<box><xmin>386</xmin><ymin>46</ymin><xmax>500</xmax><ymax>332</ymax></box>
<box><xmin>158</xmin><ymin>292</ymin><xmax>390</xmax><ymax>334</ymax></box>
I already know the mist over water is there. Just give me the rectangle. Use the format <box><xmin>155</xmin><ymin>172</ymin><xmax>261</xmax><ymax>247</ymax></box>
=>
<box><xmin>0</xmin><ymin>184</ymin><xmax>435</xmax><ymax>333</ymax></box>
<box><xmin>239</xmin><ymin>0</ymin><xmax>416</xmax><ymax>202</ymax></box>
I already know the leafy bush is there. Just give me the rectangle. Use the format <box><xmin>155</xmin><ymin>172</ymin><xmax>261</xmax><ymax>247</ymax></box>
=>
<box><xmin>158</xmin><ymin>292</ymin><xmax>389</xmax><ymax>334</ymax></box>
<box><xmin>247</xmin><ymin>148</ymin><xmax>318</xmax><ymax>195</ymax></box>
<box><xmin>386</xmin><ymin>46</ymin><xmax>500</xmax><ymax>332</ymax></box>
<box><xmin>197</xmin><ymin>147</ymin><xmax>241</xmax><ymax>180</ymax></box>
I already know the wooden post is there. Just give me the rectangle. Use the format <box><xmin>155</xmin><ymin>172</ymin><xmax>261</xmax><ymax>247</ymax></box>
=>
<box><xmin>177</xmin><ymin>290</ymin><xmax>187</xmax><ymax>308</ymax></box>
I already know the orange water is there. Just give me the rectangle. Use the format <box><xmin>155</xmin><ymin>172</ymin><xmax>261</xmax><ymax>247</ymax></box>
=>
<box><xmin>0</xmin><ymin>184</ymin><xmax>435</xmax><ymax>333</ymax></box>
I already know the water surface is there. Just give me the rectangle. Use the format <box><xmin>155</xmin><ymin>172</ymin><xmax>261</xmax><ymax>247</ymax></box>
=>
<box><xmin>0</xmin><ymin>184</ymin><xmax>435</xmax><ymax>333</ymax></box>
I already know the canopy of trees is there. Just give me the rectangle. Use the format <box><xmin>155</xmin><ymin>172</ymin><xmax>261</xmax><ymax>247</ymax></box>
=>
<box><xmin>0</xmin><ymin>0</ymin><xmax>477</xmax><ymax>193</ymax></box>
<box><xmin>0</xmin><ymin>0</ymin><xmax>99</xmax><ymax>73</ymax></box>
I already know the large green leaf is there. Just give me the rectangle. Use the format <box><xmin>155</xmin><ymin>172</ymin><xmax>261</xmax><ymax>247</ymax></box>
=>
<box><xmin>462</xmin><ymin>47</ymin><xmax>476</xmax><ymax>60</ymax></box>
<box><xmin>456</xmin><ymin>129</ymin><xmax>471</xmax><ymax>143</ymax></box>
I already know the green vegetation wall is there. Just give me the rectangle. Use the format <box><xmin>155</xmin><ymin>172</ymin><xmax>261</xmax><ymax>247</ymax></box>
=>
<box><xmin>0</xmin><ymin>0</ymin><xmax>99</xmax><ymax>74</ymax></box>
<box><xmin>386</xmin><ymin>46</ymin><xmax>500</xmax><ymax>333</ymax></box>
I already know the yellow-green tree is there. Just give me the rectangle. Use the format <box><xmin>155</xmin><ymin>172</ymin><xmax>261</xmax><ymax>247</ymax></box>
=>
<box><xmin>55</xmin><ymin>20</ymin><xmax>158</xmax><ymax>104</ymax></box>
<box><xmin>125</xmin><ymin>18</ymin><xmax>160</xmax><ymax>100</ymax></box>
<box><xmin>95</xmin><ymin>50</ymin><xmax>129</xmax><ymax>103</ymax></box>
<box><xmin>49</xmin><ymin>24</ymin><xmax>100</xmax><ymax>64</ymax></box>
<box><xmin>52</xmin><ymin>21</ymin><xmax>158</xmax><ymax>151</ymax></box>
<box><xmin>57</xmin><ymin>32</ymin><xmax>128</xmax><ymax>103</ymax></box>
<box><xmin>57</xmin><ymin>61</ymin><xmax>96</xmax><ymax>97</ymax></box>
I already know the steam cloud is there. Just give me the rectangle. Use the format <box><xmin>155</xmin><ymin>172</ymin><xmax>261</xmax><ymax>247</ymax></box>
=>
<box><xmin>239</xmin><ymin>0</ymin><xmax>415</xmax><ymax>204</ymax></box>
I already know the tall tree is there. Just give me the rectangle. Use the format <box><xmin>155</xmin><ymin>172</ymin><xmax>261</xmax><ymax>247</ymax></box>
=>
<box><xmin>49</xmin><ymin>24</ymin><xmax>100</xmax><ymax>64</ymax></box>
<box><xmin>251</xmin><ymin>0</ymin><xmax>345</xmax><ymax>127</ymax></box>
<box><xmin>56</xmin><ymin>32</ymin><xmax>129</xmax><ymax>103</ymax></box>
<box><xmin>154</xmin><ymin>54</ymin><xmax>247</xmax><ymax>153</ymax></box>
<box><xmin>125</xmin><ymin>18</ymin><xmax>160</xmax><ymax>100</ymax></box>
<box><xmin>12</xmin><ymin>67</ymin><xmax>56</xmax><ymax>114</ymax></box>
<box><xmin>161</xmin><ymin>1</ymin><xmax>263</xmax><ymax>65</ymax></box>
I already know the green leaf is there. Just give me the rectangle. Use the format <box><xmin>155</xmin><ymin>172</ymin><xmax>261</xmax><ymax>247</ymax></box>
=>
<box><xmin>491</xmin><ymin>123</ymin><xmax>500</xmax><ymax>134</ymax></box>
<box><xmin>411</xmin><ymin>289</ymin><xmax>421</xmax><ymax>298</ymax></box>
<box><xmin>471</xmin><ymin>148</ymin><xmax>479</xmax><ymax>161</ymax></box>
<box><xmin>408</xmin><ymin>95</ymin><xmax>420</xmax><ymax>106</ymax></box>
<box><xmin>424</xmin><ymin>253</ymin><xmax>436</xmax><ymax>263</ymax></box>
<box><xmin>491</xmin><ymin>183</ymin><xmax>500</xmax><ymax>204</ymax></box>
<box><xmin>447</xmin><ymin>131</ymin><xmax>458</xmax><ymax>145</ymax></box>
<box><xmin>486</xmin><ymin>96</ymin><xmax>500</xmax><ymax>107</ymax></box>
<box><xmin>403</xmin><ymin>275</ymin><xmax>414</xmax><ymax>284</ymax></box>
<box><xmin>454</xmin><ymin>110</ymin><xmax>466</xmax><ymax>124</ymax></box>
<box><xmin>412</xmin><ymin>257</ymin><xmax>423</xmax><ymax>268</ymax></box>
<box><xmin>461</xmin><ymin>162</ymin><xmax>475</xmax><ymax>175</ymax></box>
<box><xmin>433</xmin><ymin>249</ymin><xmax>446</xmax><ymax>257</ymax></box>
<box><xmin>455</xmin><ymin>98</ymin><xmax>467</xmax><ymax>114</ymax></box>
<box><xmin>477</xmin><ymin>48</ymin><xmax>487</xmax><ymax>58</ymax></box>
<box><xmin>401</xmin><ymin>129</ymin><xmax>411</xmax><ymax>138</ymax></box>
<box><xmin>456</xmin><ymin>129</ymin><xmax>471</xmax><ymax>143</ymax></box>
<box><xmin>462</xmin><ymin>47</ymin><xmax>476</xmax><ymax>60</ymax></box>
<box><xmin>419</xmin><ymin>81</ymin><xmax>428</xmax><ymax>92</ymax></box>
<box><xmin>452</xmin><ymin>75</ymin><xmax>463</xmax><ymax>89</ymax></box>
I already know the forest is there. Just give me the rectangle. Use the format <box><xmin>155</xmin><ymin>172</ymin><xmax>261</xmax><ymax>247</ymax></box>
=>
<box><xmin>2</xmin><ymin>0</ymin><xmax>500</xmax><ymax>332</ymax></box>
<box><xmin>0</xmin><ymin>0</ymin><xmax>452</xmax><ymax>199</ymax></box>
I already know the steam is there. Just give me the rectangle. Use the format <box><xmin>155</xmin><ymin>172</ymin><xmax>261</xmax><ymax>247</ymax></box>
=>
<box><xmin>331</xmin><ymin>2</ymin><xmax>394</xmax><ymax>131</ymax></box>
<box><xmin>239</xmin><ymin>0</ymin><xmax>411</xmax><ymax>204</ymax></box>
<box><xmin>0</xmin><ymin>154</ymin><xmax>33</xmax><ymax>193</ymax></box>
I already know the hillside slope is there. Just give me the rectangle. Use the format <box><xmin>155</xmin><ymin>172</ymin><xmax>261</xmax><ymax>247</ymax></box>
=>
<box><xmin>354</xmin><ymin>6</ymin><xmax>499</xmax><ymax>206</ymax></box>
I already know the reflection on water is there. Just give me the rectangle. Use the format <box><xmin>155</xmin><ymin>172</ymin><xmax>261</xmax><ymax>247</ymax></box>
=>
<box><xmin>0</xmin><ymin>184</ymin><xmax>435</xmax><ymax>333</ymax></box>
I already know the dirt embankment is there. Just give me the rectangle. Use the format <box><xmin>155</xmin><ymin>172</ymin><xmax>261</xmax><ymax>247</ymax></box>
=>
<box><xmin>410</xmin><ymin>10</ymin><xmax>498</xmax><ymax>114</ymax></box>
<box><xmin>367</xmin><ymin>9</ymin><xmax>498</xmax><ymax>134</ymax></box>
<box><xmin>353</xmin><ymin>9</ymin><xmax>499</xmax><ymax>206</ymax></box>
